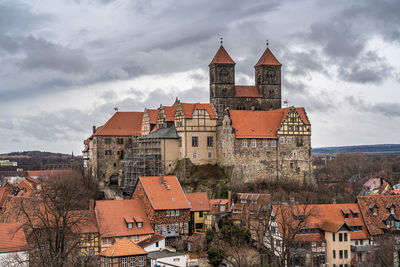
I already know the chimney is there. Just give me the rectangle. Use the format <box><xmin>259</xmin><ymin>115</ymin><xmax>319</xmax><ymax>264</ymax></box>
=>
<box><xmin>89</xmin><ymin>199</ymin><xmax>95</xmax><ymax>213</ymax></box>
<box><xmin>92</xmin><ymin>125</ymin><xmax>96</xmax><ymax>134</ymax></box>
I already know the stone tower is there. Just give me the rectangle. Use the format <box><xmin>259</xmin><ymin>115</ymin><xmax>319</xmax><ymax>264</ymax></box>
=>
<box><xmin>209</xmin><ymin>45</ymin><xmax>235</xmax><ymax>124</ymax></box>
<box><xmin>255</xmin><ymin>47</ymin><xmax>282</xmax><ymax>110</ymax></box>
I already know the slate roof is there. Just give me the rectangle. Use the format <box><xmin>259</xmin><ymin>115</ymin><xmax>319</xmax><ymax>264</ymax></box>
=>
<box><xmin>140</xmin><ymin>126</ymin><xmax>179</xmax><ymax>139</ymax></box>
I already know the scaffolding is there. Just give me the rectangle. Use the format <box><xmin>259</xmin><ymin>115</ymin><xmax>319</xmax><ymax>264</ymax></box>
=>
<box><xmin>122</xmin><ymin>132</ymin><xmax>164</xmax><ymax>195</ymax></box>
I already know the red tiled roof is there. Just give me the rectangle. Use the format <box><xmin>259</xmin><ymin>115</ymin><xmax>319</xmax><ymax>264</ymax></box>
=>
<box><xmin>95</xmin><ymin>199</ymin><xmax>154</xmax><ymax>238</ymax></box>
<box><xmin>230</xmin><ymin>107</ymin><xmax>310</xmax><ymax>139</ymax></box>
<box><xmin>70</xmin><ymin>210</ymin><xmax>99</xmax><ymax>234</ymax></box>
<box><xmin>147</xmin><ymin>109</ymin><xmax>159</xmax><ymax>125</ymax></box>
<box><xmin>235</xmin><ymin>86</ymin><xmax>262</xmax><ymax>98</ymax></box>
<box><xmin>186</xmin><ymin>192</ymin><xmax>210</xmax><ymax>212</ymax></box>
<box><xmin>137</xmin><ymin>176</ymin><xmax>191</xmax><ymax>210</ymax></box>
<box><xmin>273</xmin><ymin>203</ymin><xmax>369</xmax><ymax>240</ymax></box>
<box><xmin>94</xmin><ymin>112</ymin><xmax>144</xmax><ymax>136</ymax></box>
<box><xmin>209</xmin><ymin>45</ymin><xmax>235</xmax><ymax>65</ymax></box>
<box><xmin>180</xmin><ymin>103</ymin><xmax>217</xmax><ymax>120</ymax></box>
<box><xmin>357</xmin><ymin>195</ymin><xmax>400</xmax><ymax>235</ymax></box>
<box><xmin>255</xmin><ymin>47</ymin><xmax>281</xmax><ymax>66</ymax></box>
<box><xmin>100</xmin><ymin>239</ymin><xmax>148</xmax><ymax>257</ymax></box>
<box><xmin>163</xmin><ymin>106</ymin><xmax>177</xmax><ymax>122</ymax></box>
<box><xmin>138</xmin><ymin>234</ymin><xmax>166</xmax><ymax>248</ymax></box>
<box><xmin>0</xmin><ymin>187</ymin><xmax>10</xmax><ymax>209</ymax></box>
<box><xmin>0</xmin><ymin>223</ymin><xmax>27</xmax><ymax>253</ymax></box>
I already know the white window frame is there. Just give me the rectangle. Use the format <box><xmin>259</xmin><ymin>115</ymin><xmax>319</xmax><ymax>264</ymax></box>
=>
<box><xmin>262</xmin><ymin>140</ymin><xmax>268</xmax><ymax>147</ymax></box>
<box><xmin>176</xmin><ymin>209</ymin><xmax>179</xmax><ymax>216</ymax></box>
<box><xmin>166</xmin><ymin>210</ymin><xmax>170</xmax><ymax>217</ymax></box>
<box><xmin>134</xmin><ymin>235</ymin><xmax>139</xmax><ymax>242</ymax></box>
<box><xmin>193</xmin><ymin>152</ymin><xmax>197</xmax><ymax>159</ymax></box>
<box><xmin>279</xmin><ymin>137</ymin><xmax>285</xmax><ymax>144</ymax></box>
<box><xmin>242</xmin><ymin>139</ymin><xmax>247</xmax><ymax>147</ymax></box>
<box><xmin>271</xmin><ymin>140</ymin><xmax>277</xmax><ymax>147</ymax></box>
<box><xmin>251</xmin><ymin>139</ymin><xmax>257</xmax><ymax>148</ymax></box>
<box><xmin>287</xmin><ymin>137</ymin><xmax>292</xmax><ymax>144</ymax></box>
<box><xmin>122</xmin><ymin>257</ymin><xmax>128</xmax><ymax>267</ymax></box>
<box><xmin>130</xmin><ymin>256</ymin><xmax>136</xmax><ymax>267</ymax></box>
<box><xmin>171</xmin><ymin>210</ymin><xmax>175</xmax><ymax>216</ymax></box>
<box><xmin>139</xmin><ymin>256</ymin><xmax>144</xmax><ymax>266</ymax></box>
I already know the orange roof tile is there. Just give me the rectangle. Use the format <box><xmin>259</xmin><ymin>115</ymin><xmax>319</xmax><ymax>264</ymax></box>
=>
<box><xmin>230</xmin><ymin>107</ymin><xmax>310</xmax><ymax>139</ymax></box>
<box><xmin>186</xmin><ymin>192</ymin><xmax>210</xmax><ymax>212</ymax></box>
<box><xmin>180</xmin><ymin>103</ymin><xmax>217</xmax><ymax>120</ymax></box>
<box><xmin>70</xmin><ymin>210</ymin><xmax>99</xmax><ymax>234</ymax></box>
<box><xmin>273</xmin><ymin>203</ymin><xmax>369</xmax><ymax>240</ymax></box>
<box><xmin>94</xmin><ymin>112</ymin><xmax>143</xmax><ymax>136</ymax></box>
<box><xmin>100</xmin><ymin>239</ymin><xmax>148</xmax><ymax>257</ymax></box>
<box><xmin>147</xmin><ymin>109</ymin><xmax>159</xmax><ymax>125</ymax></box>
<box><xmin>163</xmin><ymin>106</ymin><xmax>177</xmax><ymax>122</ymax></box>
<box><xmin>209</xmin><ymin>45</ymin><xmax>235</xmax><ymax>65</ymax></box>
<box><xmin>95</xmin><ymin>199</ymin><xmax>154</xmax><ymax>238</ymax></box>
<box><xmin>235</xmin><ymin>86</ymin><xmax>262</xmax><ymax>98</ymax></box>
<box><xmin>0</xmin><ymin>223</ymin><xmax>27</xmax><ymax>253</ymax></box>
<box><xmin>255</xmin><ymin>47</ymin><xmax>281</xmax><ymax>66</ymax></box>
<box><xmin>357</xmin><ymin>195</ymin><xmax>400</xmax><ymax>235</ymax></box>
<box><xmin>137</xmin><ymin>176</ymin><xmax>191</xmax><ymax>210</ymax></box>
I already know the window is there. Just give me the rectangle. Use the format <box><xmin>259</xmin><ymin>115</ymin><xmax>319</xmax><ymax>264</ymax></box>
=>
<box><xmin>127</xmin><ymin>223</ymin><xmax>133</xmax><ymax>229</ymax></box>
<box><xmin>176</xmin><ymin>209</ymin><xmax>179</xmax><ymax>216</ymax></box>
<box><xmin>199</xmin><ymin>211</ymin><xmax>203</xmax><ymax>217</ymax></box>
<box><xmin>296</xmin><ymin>137</ymin><xmax>304</xmax><ymax>147</ymax></box>
<box><xmin>333</xmin><ymin>249</ymin><xmax>336</xmax><ymax>259</ymax></box>
<box><xmin>344</xmin><ymin>233</ymin><xmax>348</xmax><ymax>242</ymax></box>
<box><xmin>242</xmin><ymin>139</ymin><xmax>247</xmax><ymax>147</ymax></box>
<box><xmin>344</xmin><ymin>250</ymin><xmax>348</xmax><ymax>259</ymax></box>
<box><xmin>157</xmin><ymin>224</ymin><xmax>161</xmax><ymax>232</ymax></box>
<box><xmin>271</xmin><ymin>140</ymin><xmax>277</xmax><ymax>147</ymax></box>
<box><xmin>117</xmin><ymin>138</ymin><xmax>124</xmax><ymax>144</ymax></box>
<box><xmin>138</xmin><ymin>256</ymin><xmax>144</xmax><ymax>266</ymax></box>
<box><xmin>332</xmin><ymin>233</ymin><xmax>335</xmax><ymax>242</ymax></box>
<box><xmin>208</xmin><ymin>152</ymin><xmax>212</xmax><ymax>158</ymax></box>
<box><xmin>137</xmin><ymin>222</ymin><xmax>143</xmax><ymax>228</ymax></box>
<box><xmin>171</xmin><ymin>210</ymin><xmax>175</xmax><ymax>216</ymax></box>
<box><xmin>262</xmin><ymin>140</ymin><xmax>268</xmax><ymax>147</ymax></box>
<box><xmin>184</xmin><ymin>222</ymin><xmax>188</xmax><ymax>229</ymax></box>
<box><xmin>122</xmin><ymin>257</ymin><xmax>127</xmax><ymax>267</ymax></box>
<box><xmin>339</xmin><ymin>233</ymin><xmax>343</xmax><ymax>242</ymax></box>
<box><xmin>179</xmin><ymin>137</ymin><xmax>182</xmax><ymax>147</ymax></box>
<box><xmin>105</xmin><ymin>150</ymin><xmax>112</xmax><ymax>155</ymax></box>
<box><xmin>221</xmin><ymin>140</ymin><xmax>225</xmax><ymax>148</ymax></box>
<box><xmin>339</xmin><ymin>250</ymin><xmax>343</xmax><ymax>259</ymax></box>
<box><xmin>130</xmin><ymin>256</ymin><xmax>136</xmax><ymax>267</ymax></box>
<box><xmin>287</xmin><ymin>137</ymin><xmax>292</xmax><ymax>144</ymax></box>
<box><xmin>105</xmin><ymin>138</ymin><xmax>111</xmax><ymax>144</ymax></box>
<box><xmin>104</xmin><ymin>258</ymin><xmax>109</xmax><ymax>267</ymax></box>
<box><xmin>166</xmin><ymin>210</ymin><xmax>170</xmax><ymax>217</ymax></box>
<box><xmin>266</xmin><ymin>151</ymin><xmax>271</xmax><ymax>157</ymax></box>
<box><xmin>156</xmin><ymin>241</ymin><xmax>159</xmax><ymax>247</ymax></box>
<box><xmin>192</xmin><ymin>136</ymin><xmax>198</xmax><ymax>147</ymax></box>
<box><xmin>251</xmin><ymin>139</ymin><xmax>257</xmax><ymax>148</ymax></box>
<box><xmin>134</xmin><ymin>236</ymin><xmax>139</xmax><ymax>242</ymax></box>
<box><xmin>279</xmin><ymin>137</ymin><xmax>285</xmax><ymax>144</ymax></box>
<box><xmin>207</xmin><ymin>136</ymin><xmax>214</xmax><ymax>147</ymax></box>
<box><xmin>193</xmin><ymin>152</ymin><xmax>197</xmax><ymax>159</ymax></box>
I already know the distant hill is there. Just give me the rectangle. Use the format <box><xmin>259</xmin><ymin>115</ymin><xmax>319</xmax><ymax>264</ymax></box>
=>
<box><xmin>313</xmin><ymin>144</ymin><xmax>400</xmax><ymax>155</ymax></box>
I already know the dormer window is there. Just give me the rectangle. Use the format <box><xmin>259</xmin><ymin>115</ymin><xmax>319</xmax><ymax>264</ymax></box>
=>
<box><xmin>388</xmin><ymin>204</ymin><xmax>396</xmax><ymax>214</ymax></box>
<box><xmin>127</xmin><ymin>223</ymin><xmax>133</xmax><ymax>229</ymax></box>
<box><xmin>241</xmin><ymin>199</ymin><xmax>247</xmax><ymax>204</ymax></box>
<box><xmin>137</xmin><ymin>222</ymin><xmax>143</xmax><ymax>228</ymax></box>
<box><xmin>370</xmin><ymin>204</ymin><xmax>379</xmax><ymax>216</ymax></box>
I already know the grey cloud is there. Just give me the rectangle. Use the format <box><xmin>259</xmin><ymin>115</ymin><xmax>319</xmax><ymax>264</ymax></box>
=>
<box><xmin>346</xmin><ymin>96</ymin><xmax>400</xmax><ymax>117</ymax></box>
<box><xmin>281</xmin><ymin>48</ymin><xmax>327</xmax><ymax>77</ymax></box>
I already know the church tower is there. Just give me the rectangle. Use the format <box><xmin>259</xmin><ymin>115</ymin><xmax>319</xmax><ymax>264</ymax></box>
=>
<box><xmin>254</xmin><ymin>46</ymin><xmax>282</xmax><ymax>109</ymax></box>
<box><xmin>209</xmin><ymin>45</ymin><xmax>235</xmax><ymax>123</ymax></box>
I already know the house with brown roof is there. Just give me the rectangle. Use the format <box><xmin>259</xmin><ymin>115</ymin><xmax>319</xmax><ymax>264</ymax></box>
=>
<box><xmin>268</xmin><ymin>203</ymin><xmax>370</xmax><ymax>267</ymax></box>
<box><xmin>217</xmin><ymin>106</ymin><xmax>312</xmax><ymax>184</ymax></box>
<box><xmin>205</xmin><ymin>193</ymin><xmax>231</xmax><ymax>230</ymax></box>
<box><xmin>231</xmin><ymin>193</ymin><xmax>270</xmax><ymax>227</ymax></box>
<box><xmin>186</xmin><ymin>192</ymin><xmax>210</xmax><ymax>233</ymax></box>
<box><xmin>95</xmin><ymin>199</ymin><xmax>154</xmax><ymax>251</ymax></box>
<box><xmin>0</xmin><ymin>223</ymin><xmax>28</xmax><ymax>266</ymax></box>
<box><xmin>131</xmin><ymin>176</ymin><xmax>191</xmax><ymax>241</ymax></box>
<box><xmin>85</xmin><ymin>111</ymin><xmax>144</xmax><ymax>192</ymax></box>
<box><xmin>142</xmin><ymin>108</ymin><xmax>159</xmax><ymax>136</ymax></box>
<box><xmin>138</xmin><ymin>234</ymin><xmax>166</xmax><ymax>252</ymax></box>
<box><xmin>175</xmin><ymin>102</ymin><xmax>218</xmax><ymax>165</ymax></box>
<box><xmin>100</xmin><ymin>239</ymin><xmax>148</xmax><ymax>267</ymax></box>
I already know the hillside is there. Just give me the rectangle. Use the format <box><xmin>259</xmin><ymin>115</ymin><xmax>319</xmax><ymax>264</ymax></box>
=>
<box><xmin>312</xmin><ymin>144</ymin><xmax>400</xmax><ymax>155</ymax></box>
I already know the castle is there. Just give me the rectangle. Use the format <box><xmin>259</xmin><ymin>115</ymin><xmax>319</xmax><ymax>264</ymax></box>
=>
<box><xmin>83</xmin><ymin>44</ymin><xmax>313</xmax><ymax>195</ymax></box>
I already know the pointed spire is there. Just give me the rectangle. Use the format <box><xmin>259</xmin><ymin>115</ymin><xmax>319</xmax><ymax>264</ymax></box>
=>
<box><xmin>209</xmin><ymin>45</ymin><xmax>235</xmax><ymax>66</ymax></box>
<box><xmin>255</xmin><ymin>46</ymin><xmax>281</xmax><ymax>67</ymax></box>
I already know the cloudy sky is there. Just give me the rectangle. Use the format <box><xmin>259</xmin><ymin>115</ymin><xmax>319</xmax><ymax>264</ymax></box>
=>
<box><xmin>1</xmin><ymin>0</ymin><xmax>399</xmax><ymax>154</ymax></box>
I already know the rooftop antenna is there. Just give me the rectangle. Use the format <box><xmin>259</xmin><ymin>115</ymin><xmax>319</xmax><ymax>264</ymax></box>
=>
<box><xmin>114</xmin><ymin>107</ymin><xmax>119</xmax><ymax>112</ymax></box>
<box><xmin>266</xmin><ymin>39</ymin><xmax>269</xmax><ymax>47</ymax></box>
<box><xmin>283</xmin><ymin>99</ymin><xmax>289</xmax><ymax>107</ymax></box>
<box><xmin>220</xmin><ymin>37</ymin><xmax>223</xmax><ymax>45</ymax></box>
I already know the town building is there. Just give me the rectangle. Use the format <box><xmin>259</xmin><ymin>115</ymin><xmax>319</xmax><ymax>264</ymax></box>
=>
<box><xmin>205</xmin><ymin>194</ymin><xmax>231</xmax><ymax>230</ymax></box>
<box><xmin>185</xmin><ymin>192</ymin><xmax>210</xmax><ymax>233</ymax></box>
<box><xmin>147</xmin><ymin>250</ymin><xmax>187</xmax><ymax>267</ymax></box>
<box><xmin>268</xmin><ymin>203</ymin><xmax>369</xmax><ymax>266</ymax></box>
<box><xmin>138</xmin><ymin>234</ymin><xmax>166</xmax><ymax>252</ymax></box>
<box><xmin>231</xmin><ymin>193</ymin><xmax>270</xmax><ymax>228</ymax></box>
<box><xmin>95</xmin><ymin>199</ymin><xmax>154</xmax><ymax>250</ymax></box>
<box><xmin>0</xmin><ymin>223</ymin><xmax>28</xmax><ymax>266</ymax></box>
<box><xmin>100</xmin><ymin>239</ymin><xmax>148</xmax><ymax>267</ymax></box>
<box><xmin>131</xmin><ymin>176</ymin><xmax>191</xmax><ymax>241</ymax></box>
